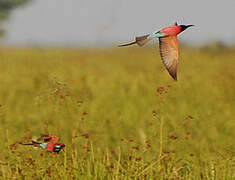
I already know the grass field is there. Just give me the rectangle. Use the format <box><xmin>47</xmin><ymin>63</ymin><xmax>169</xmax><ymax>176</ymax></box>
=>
<box><xmin>0</xmin><ymin>46</ymin><xmax>234</xmax><ymax>179</ymax></box>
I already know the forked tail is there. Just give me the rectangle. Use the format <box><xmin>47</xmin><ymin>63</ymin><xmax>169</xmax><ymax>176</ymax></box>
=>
<box><xmin>118</xmin><ymin>41</ymin><xmax>136</xmax><ymax>47</ymax></box>
<box><xmin>21</xmin><ymin>140</ymin><xmax>41</xmax><ymax>147</ymax></box>
<box><xmin>118</xmin><ymin>34</ymin><xmax>151</xmax><ymax>47</ymax></box>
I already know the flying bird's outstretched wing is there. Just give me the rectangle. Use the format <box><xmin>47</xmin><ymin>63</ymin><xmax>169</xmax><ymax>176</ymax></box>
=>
<box><xmin>37</xmin><ymin>134</ymin><xmax>60</xmax><ymax>143</ymax></box>
<box><xmin>159</xmin><ymin>36</ymin><xmax>179</xmax><ymax>80</ymax></box>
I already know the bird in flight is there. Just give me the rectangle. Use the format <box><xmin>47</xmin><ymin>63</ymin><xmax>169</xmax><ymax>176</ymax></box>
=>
<box><xmin>119</xmin><ymin>22</ymin><xmax>194</xmax><ymax>80</ymax></box>
<box><xmin>21</xmin><ymin>134</ymin><xmax>65</xmax><ymax>153</ymax></box>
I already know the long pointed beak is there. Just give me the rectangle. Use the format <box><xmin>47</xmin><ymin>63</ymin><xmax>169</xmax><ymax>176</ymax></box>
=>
<box><xmin>187</xmin><ymin>25</ymin><xmax>194</xmax><ymax>28</ymax></box>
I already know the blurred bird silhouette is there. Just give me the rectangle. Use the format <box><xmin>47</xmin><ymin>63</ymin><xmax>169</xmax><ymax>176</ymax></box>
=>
<box><xmin>119</xmin><ymin>22</ymin><xmax>194</xmax><ymax>80</ymax></box>
<box><xmin>22</xmin><ymin>134</ymin><xmax>65</xmax><ymax>153</ymax></box>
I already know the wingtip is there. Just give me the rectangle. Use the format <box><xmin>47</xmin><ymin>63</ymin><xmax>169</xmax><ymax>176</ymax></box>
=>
<box><xmin>172</xmin><ymin>76</ymin><xmax>177</xmax><ymax>81</ymax></box>
<box><xmin>174</xmin><ymin>74</ymin><xmax>178</xmax><ymax>81</ymax></box>
<box><xmin>169</xmin><ymin>72</ymin><xmax>177</xmax><ymax>81</ymax></box>
<box><xmin>173</xmin><ymin>74</ymin><xmax>177</xmax><ymax>81</ymax></box>
<box><xmin>167</xmin><ymin>64</ymin><xmax>178</xmax><ymax>80</ymax></box>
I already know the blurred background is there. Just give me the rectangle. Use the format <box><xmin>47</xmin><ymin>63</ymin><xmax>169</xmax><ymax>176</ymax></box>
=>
<box><xmin>0</xmin><ymin>1</ymin><xmax>234</xmax><ymax>178</ymax></box>
<box><xmin>1</xmin><ymin>0</ymin><xmax>235</xmax><ymax>47</ymax></box>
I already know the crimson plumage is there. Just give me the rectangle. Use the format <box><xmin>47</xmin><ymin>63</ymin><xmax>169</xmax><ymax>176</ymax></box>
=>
<box><xmin>119</xmin><ymin>22</ymin><xmax>194</xmax><ymax>80</ymax></box>
<box><xmin>21</xmin><ymin>134</ymin><xmax>65</xmax><ymax>153</ymax></box>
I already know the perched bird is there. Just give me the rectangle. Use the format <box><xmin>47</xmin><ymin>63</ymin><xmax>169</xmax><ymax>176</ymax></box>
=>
<box><xmin>22</xmin><ymin>134</ymin><xmax>65</xmax><ymax>153</ymax></box>
<box><xmin>119</xmin><ymin>22</ymin><xmax>194</xmax><ymax>80</ymax></box>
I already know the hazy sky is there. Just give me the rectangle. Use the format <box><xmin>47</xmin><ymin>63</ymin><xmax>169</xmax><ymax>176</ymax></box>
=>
<box><xmin>4</xmin><ymin>0</ymin><xmax>235</xmax><ymax>46</ymax></box>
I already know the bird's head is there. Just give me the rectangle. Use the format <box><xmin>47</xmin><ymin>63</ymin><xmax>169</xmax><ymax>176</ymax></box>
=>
<box><xmin>54</xmin><ymin>144</ymin><xmax>65</xmax><ymax>153</ymax></box>
<box><xmin>180</xmin><ymin>24</ymin><xmax>194</xmax><ymax>32</ymax></box>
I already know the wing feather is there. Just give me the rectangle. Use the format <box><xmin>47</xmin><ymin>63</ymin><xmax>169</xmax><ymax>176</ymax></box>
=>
<box><xmin>159</xmin><ymin>36</ymin><xmax>179</xmax><ymax>80</ymax></box>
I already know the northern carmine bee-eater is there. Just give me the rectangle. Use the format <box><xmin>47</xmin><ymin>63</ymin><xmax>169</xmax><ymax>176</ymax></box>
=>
<box><xmin>119</xmin><ymin>22</ymin><xmax>194</xmax><ymax>80</ymax></box>
<box><xmin>22</xmin><ymin>134</ymin><xmax>65</xmax><ymax>153</ymax></box>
